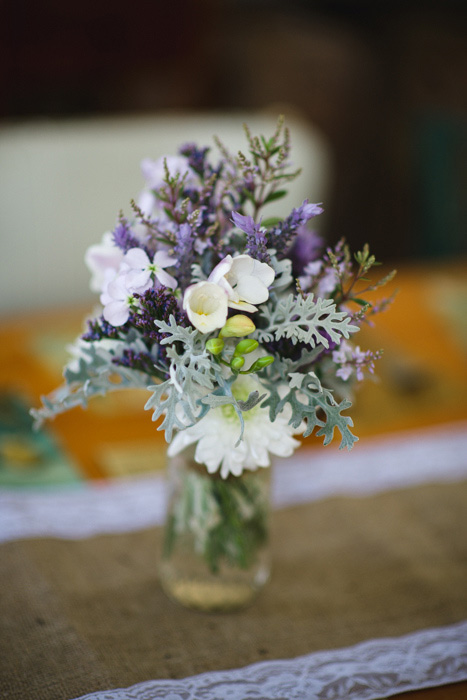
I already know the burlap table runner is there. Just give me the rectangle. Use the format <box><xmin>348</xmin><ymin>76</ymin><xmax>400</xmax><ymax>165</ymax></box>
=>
<box><xmin>1</xmin><ymin>480</ymin><xmax>466</xmax><ymax>700</ymax></box>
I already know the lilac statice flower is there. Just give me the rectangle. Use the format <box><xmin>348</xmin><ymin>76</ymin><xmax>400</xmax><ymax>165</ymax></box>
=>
<box><xmin>268</xmin><ymin>200</ymin><xmax>323</xmax><ymax>258</ymax></box>
<box><xmin>112</xmin><ymin>220</ymin><xmax>151</xmax><ymax>256</ymax></box>
<box><xmin>131</xmin><ymin>288</ymin><xmax>185</xmax><ymax>346</ymax></box>
<box><xmin>130</xmin><ymin>288</ymin><xmax>188</xmax><ymax>372</ymax></box>
<box><xmin>299</xmin><ymin>260</ymin><xmax>338</xmax><ymax>298</ymax></box>
<box><xmin>82</xmin><ymin>316</ymin><xmax>121</xmax><ymax>342</ymax></box>
<box><xmin>231</xmin><ymin>211</ymin><xmax>269</xmax><ymax>263</ymax></box>
<box><xmin>112</xmin><ymin>349</ymin><xmax>159</xmax><ymax>376</ymax></box>
<box><xmin>333</xmin><ymin>341</ymin><xmax>381</xmax><ymax>382</ymax></box>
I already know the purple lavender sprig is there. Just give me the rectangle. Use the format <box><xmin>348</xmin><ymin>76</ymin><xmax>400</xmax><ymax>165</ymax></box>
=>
<box><xmin>231</xmin><ymin>211</ymin><xmax>270</xmax><ymax>263</ymax></box>
<box><xmin>267</xmin><ymin>200</ymin><xmax>323</xmax><ymax>258</ymax></box>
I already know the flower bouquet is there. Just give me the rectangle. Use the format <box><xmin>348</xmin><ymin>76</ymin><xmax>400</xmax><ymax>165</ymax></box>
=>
<box><xmin>33</xmin><ymin>117</ymin><xmax>395</xmax><ymax>611</ymax></box>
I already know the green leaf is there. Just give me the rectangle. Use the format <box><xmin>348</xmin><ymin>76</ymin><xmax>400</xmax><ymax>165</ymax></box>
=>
<box><xmin>268</xmin><ymin>145</ymin><xmax>282</xmax><ymax>156</ymax></box>
<box><xmin>261</xmin><ymin>217</ymin><xmax>282</xmax><ymax>228</ymax></box>
<box><xmin>263</xmin><ymin>189</ymin><xmax>288</xmax><ymax>205</ymax></box>
<box><xmin>241</xmin><ymin>188</ymin><xmax>256</xmax><ymax>204</ymax></box>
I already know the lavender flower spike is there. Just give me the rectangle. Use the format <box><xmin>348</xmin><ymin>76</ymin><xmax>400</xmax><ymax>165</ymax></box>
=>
<box><xmin>231</xmin><ymin>211</ymin><xmax>258</xmax><ymax>236</ymax></box>
<box><xmin>268</xmin><ymin>199</ymin><xmax>324</xmax><ymax>258</ymax></box>
<box><xmin>231</xmin><ymin>211</ymin><xmax>270</xmax><ymax>263</ymax></box>
<box><xmin>296</xmin><ymin>200</ymin><xmax>324</xmax><ymax>223</ymax></box>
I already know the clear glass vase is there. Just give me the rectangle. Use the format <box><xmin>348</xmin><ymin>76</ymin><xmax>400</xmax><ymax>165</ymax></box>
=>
<box><xmin>159</xmin><ymin>449</ymin><xmax>271</xmax><ymax>612</ymax></box>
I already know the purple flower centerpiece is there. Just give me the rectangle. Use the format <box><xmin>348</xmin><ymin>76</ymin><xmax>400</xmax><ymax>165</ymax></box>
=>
<box><xmin>32</xmin><ymin>118</ymin><xmax>396</xmax><ymax>611</ymax></box>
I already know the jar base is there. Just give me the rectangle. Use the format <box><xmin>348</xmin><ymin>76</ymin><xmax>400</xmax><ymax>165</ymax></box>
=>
<box><xmin>159</xmin><ymin>566</ymin><xmax>269</xmax><ymax>612</ymax></box>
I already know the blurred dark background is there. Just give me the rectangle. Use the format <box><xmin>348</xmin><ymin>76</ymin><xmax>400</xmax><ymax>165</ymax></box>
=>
<box><xmin>2</xmin><ymin>0</ymin><xmax>466</xmax><ymax>263</ymax></box>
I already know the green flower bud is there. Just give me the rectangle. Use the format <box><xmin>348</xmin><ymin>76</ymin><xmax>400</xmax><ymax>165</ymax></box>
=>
<box><xmin>234</xmin><ymin>339</ymin><xmax>259</xmax><ymax>355</ymax></box>
<box><xmin>230</xmin><ymin>355</ymin><xmax>245</xmax><ymax>371</ymax></box>
<box><xmin>219</xmin><ymin>314</ymin><xmax>256</xmax><ymax>338</ymax></box>
<box><xmin>249</xmin><ymin>355</ymin><xmax>274</xmax><ymax>372</ymax></box>
<box><xmin>205</xmin><ymin>338</ymin><xmax>225</xmax><ymax>355</ymax></box>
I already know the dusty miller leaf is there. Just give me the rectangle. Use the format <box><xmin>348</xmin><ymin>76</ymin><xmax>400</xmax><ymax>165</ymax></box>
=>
<box><xmin>257</xmin><ymin>293</ymin><xmax>359</xmax><ymax>348</ymax></box>
<box><xmin>144</xmin><ymin>379</ymin><xmax>192</xmax><ymax>443</ymax></box>
<box><xmin>144</xmin><ymin>317</ymin><xmax>218</xmax><ymax>441</ymax></box>
<box><xmin>31</xmin><ymin>336</ymin><xmax>155</xmax><ymax>428</ymax></box>
<box><xmin>261</xmin><ymin>371</ymin><xmax>358</xmax><ymax>450</ymax></box>
<box><xmin>270</xmin><ymin>255</ymin><xmax>293</xmax><ymax>290</ymax></box>
<box><xmin>190</xmin><ymin>263</ymin><xmax>207</xmax><ymax>282</ymax></box>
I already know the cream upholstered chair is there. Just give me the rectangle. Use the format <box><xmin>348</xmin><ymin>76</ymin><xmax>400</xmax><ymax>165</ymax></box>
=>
<box><xmin>0</xmin><ymin>111</ymin><xmax>332</xmax><ymax>315</ymax></box>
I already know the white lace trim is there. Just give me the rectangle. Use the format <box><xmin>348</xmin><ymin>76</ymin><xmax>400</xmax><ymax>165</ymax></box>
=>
<box><xmin>273</xmin><ymin>419</ymin><xmax>467</xmax><ymax>508</ymax></box>
<box><xmin>73</xmin><ymin>620</ymin><xmax>467</xmax><ymax>700</ymax></box>
<box><xmin>1</xmin><ymin>421</ymin><xmax>466</xmax><ymax>542</ymax></box>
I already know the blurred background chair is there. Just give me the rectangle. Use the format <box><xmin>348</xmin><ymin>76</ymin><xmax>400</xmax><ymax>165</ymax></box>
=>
<box><xmin>0</xmin><ymin>112</ymin><xmax>331</xmax><ymax>314</ymax></box>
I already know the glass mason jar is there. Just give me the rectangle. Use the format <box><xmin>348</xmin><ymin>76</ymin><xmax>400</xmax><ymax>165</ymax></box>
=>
<box><xmin>158</xmin><ymin>449</ymin><xmax>271</xmax><ymax>612</ymax></box>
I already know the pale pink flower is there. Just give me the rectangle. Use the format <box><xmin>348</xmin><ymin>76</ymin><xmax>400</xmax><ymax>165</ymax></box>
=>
<box><xmin>123</xmin><ymin>248</ymin><xmax>178</xmax><ymax>290</ymax></box>
<box><xmin>84</xmin><ymin>232</ymin><xmax>124</xmax><ymax>293</ymax></box>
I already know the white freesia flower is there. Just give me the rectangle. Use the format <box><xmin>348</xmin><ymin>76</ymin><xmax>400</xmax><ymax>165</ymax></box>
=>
<box><xmin>183</xmin><ymin>281</ymin><xmax>229</xmax><ymax>333</ymax></box>
<box><xmin>85</xmin><ymin>232</ymin><xmax>124</xmax><ymax>293</ymax></box>
<box><xmin>208</xmin><ymin>254</ymin><xmax>275</xmax><ymax>312</ymax></box>
<box><xmin>167</xmin><ymin>376</ymin><xmax>302</xmax><ymax>479</ymax></box>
